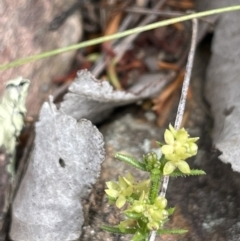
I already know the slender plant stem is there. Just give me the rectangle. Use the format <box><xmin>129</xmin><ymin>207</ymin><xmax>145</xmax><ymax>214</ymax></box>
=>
<box><xmin>149</xmin><ymin>230</ymin><xmax>157</xmax><ymax>241</ymax></box>
<box><xmin>148</xmin><ymin>18</ymin><xmax>198</xmax><ymax>241</ymax></box>
<box><xmin>174</xmin><ymin>18</ymin><xmax>198</xmax><ymax>130</ymax></box>
<box><xmin>160</xmin><ymin>17</ymin><xmax>198</xmax><ymax>198</ymax></box>
<box><xmin>0</xmin><ymin>5</ymin><xmax>240</xmax><ymax>71</ymax></box>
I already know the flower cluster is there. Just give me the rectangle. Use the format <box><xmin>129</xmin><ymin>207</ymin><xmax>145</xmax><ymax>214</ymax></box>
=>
<box><xmin>144</xmin><ymin>152</ymin><xmax>161</xmax><ymax>171</ymax></box>
<box><xmin>161</xmin><ymin>124</ymin><xmax>198</xmax><ymax>175</ymax></box>
<box><xmin>105</xmin><ymin>173</ymin><xmax>150</xmax><ymax>208</ymax></box>
<box><xmin>123</xmin><ymin>192</ymin><xmax>168</xmax><ymax>231</ymax></box>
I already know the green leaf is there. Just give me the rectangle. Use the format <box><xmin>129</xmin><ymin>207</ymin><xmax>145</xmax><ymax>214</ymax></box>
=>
<box><xmin>167</xmin><ymin>207</ymin><xmax>175</xmax><ymax>215</ymax></box>
<box><xmin>115</xmin><ymin>153</ymin><xmax>147</xmax><ymax>171</ymax></box>
<box><xmin>101</xmin><ymin>225</ymin><xmax>136</xmax><ymax>234</ymax></box>
<box><xmin>132</xmin><ymin>231</ymin><xmax>148</xmax><ymax>241</ymax></box>
<box><xmin>156</xmin><ymin>141</ymin><xmax>164</xmax><ymax>147</ymax></box>
<box><xmin>157</xmin><ymin>228</ymin><xmax>188</xmax><ymax>235</ymax></box>
<box><xmin>159</xmin><ymin>156</ymin><xmax>168</xmax><ymax>171</ymax></box>
<box><xmin>125</xmin><ymin>211</ymin><xmax>143</xmax><ymax>219</ymax></box>
<box><xmin>170</xmin><ymin>169</ymin><xmax>206</xmax><ymax>177</ymax></box>
<box><xmin>107</xmin><ymin>195</ymin><xmax>116</xmax><ymax>202</ymax></box>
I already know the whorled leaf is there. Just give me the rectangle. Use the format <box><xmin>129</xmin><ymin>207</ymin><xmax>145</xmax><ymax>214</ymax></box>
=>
<box><xmin>115</xmin><ymin>153</ymin><xmax>147</xmax><ymax>171</ymax></box>
<box><xmin>169</xmin><ymin>169</ymin><xmax>206</xmax><ymax>177</ymax></box>
<box><xmin>157</xmin><ymin>228</ymin><xmax>188</xmax><ymax>235</ymax></box>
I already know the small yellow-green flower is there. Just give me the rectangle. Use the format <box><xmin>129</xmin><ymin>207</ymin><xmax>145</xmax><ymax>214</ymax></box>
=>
<box><xmin>105</xmin><ymin>173</ymin><xmax>150</xmax><ymax>208</ymax></box>
<box><xmin>125</xmin><ymin>193</ymin><xmax>168</xmax><ymax>231</ymax></box>
<box><xmin>143</xmin><ymin>197</ymin><xmax>168</xmax><ymax>230</ymax></box>
<box><xmin>133</xmin><ymin>179</ymin><xmax>150</xmax><ymax>196</ymax></box>
<box><xmin>130</xmin><ymin>191</ymin><xmax>147</xmax><ymax>213</ymax></box>
<box><xmin>105</xmin><ymin>173</ymin><xmax>134</xmax><ymax>208</ymax></box>
<box><xmin>161</xmin><ymin>124</ymin><xmax>199</xmax><ymax>175</ymax></box>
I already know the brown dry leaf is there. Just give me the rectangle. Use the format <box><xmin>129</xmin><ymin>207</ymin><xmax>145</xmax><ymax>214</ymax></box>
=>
<box><xmin>156</xmin><ymin>80</ymin><xmax>192</xmax><ymax>127</ymax></box>
<box><xmin>157</xmin><ymin>93</ymin><xmax>176</xmax><ymax>127</ymax></box>
<box><xmin>173</xmin><ymin>22</ymin><xmax>184</xmax><ymax>31</ymax></box>
<box><xmin>152</xmin><ymin>71</ymin><xmax>185</xmax><ymax>112</ymax></box>
<box><xmin>167</xmin><ymin>0</ymin><xmax>194</xmax><ymax>9</ymax></box>
<box><xmin>103</xmin><ymin>11</ymin><xmax>123</xmax><ymax>90</ymax></box>
<box><xmin>158</xmin><ymin>61</ymin><xmax>180</xmax><ymax>71</ymax></box>
<box><xmin>104</xmin><ymin>11</ymin><xmax>122</xmax><ymax>37</ymax></box>
<box><xmin>103</xmin><ymin>11</ymin><xmax>123</xmax><ymax>54</ymax></box>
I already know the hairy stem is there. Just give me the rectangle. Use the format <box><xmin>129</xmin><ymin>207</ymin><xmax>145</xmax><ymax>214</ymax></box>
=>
<box><xmin>149</xmin><ymin>172</ymin><xmax>161</xmax><ymax>204</ymax></box>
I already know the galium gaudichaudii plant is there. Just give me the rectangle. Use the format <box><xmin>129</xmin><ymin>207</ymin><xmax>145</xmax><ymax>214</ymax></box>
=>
<box><xmin>102</xmin><ymin>124</ymin><xmax>205</xmax><ymax>241</ymax></box>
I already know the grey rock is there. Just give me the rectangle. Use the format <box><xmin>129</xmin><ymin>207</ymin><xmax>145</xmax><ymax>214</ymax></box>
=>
<box><xmin>197</xmin><ymin>0</ymin><xmax>240</xmax><ymax>172</ymax></box>
<box><xmin>0</xmin><ymin>0</ymin><xmax>82</xmax><ymax>116</ymax></box>
<box><xmin>10</xmin><ymin>99</ymin><xmax>105</xmax><ymax>241</ymax></box>
<box><xmin>60</xmin><ymin>70</ymin><xmax>173</xmax><ymax>123</ymax></box>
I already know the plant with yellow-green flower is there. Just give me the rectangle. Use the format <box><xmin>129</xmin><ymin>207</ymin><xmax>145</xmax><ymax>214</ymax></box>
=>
<box><xmin>161</xmin><ymin>124</ymin><xmax>199</xmax><ymax>175</ymax></box>
<box><xmin>105</xmin><ymin>173</ymin><xmax>150</xmax><ymax>208</ymax></box>
<box><xmin>102</xmin><ymin>124</ymin><xmax>205</xmax><ymax>241</ymax></box>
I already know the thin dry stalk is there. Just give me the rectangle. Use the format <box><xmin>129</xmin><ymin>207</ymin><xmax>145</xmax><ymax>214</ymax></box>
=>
<box><xmin>148</xmin><ymin>18</ymin><xmax>198</xmax><ymax>241</ymax></box>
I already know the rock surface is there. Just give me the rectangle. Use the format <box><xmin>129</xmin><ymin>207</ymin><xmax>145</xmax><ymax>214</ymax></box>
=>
<box><xmin>0</xmin><ymin>0</ymin><xmax>82</xmax><ymax>116</ymax></box>
<box><xmin>60</xmin><ymin>70</ymin><xmax>173</xmax><ymax>123</ymax></box>
<box><xmin>197</xmin><ymin>0</ymin><xmax>240</xmax><ymax>172</ymax></box>
<box><xmin>10</xmin><ymin>100</ymin><xmax>105</xmax><ymax>241</ymax></box>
